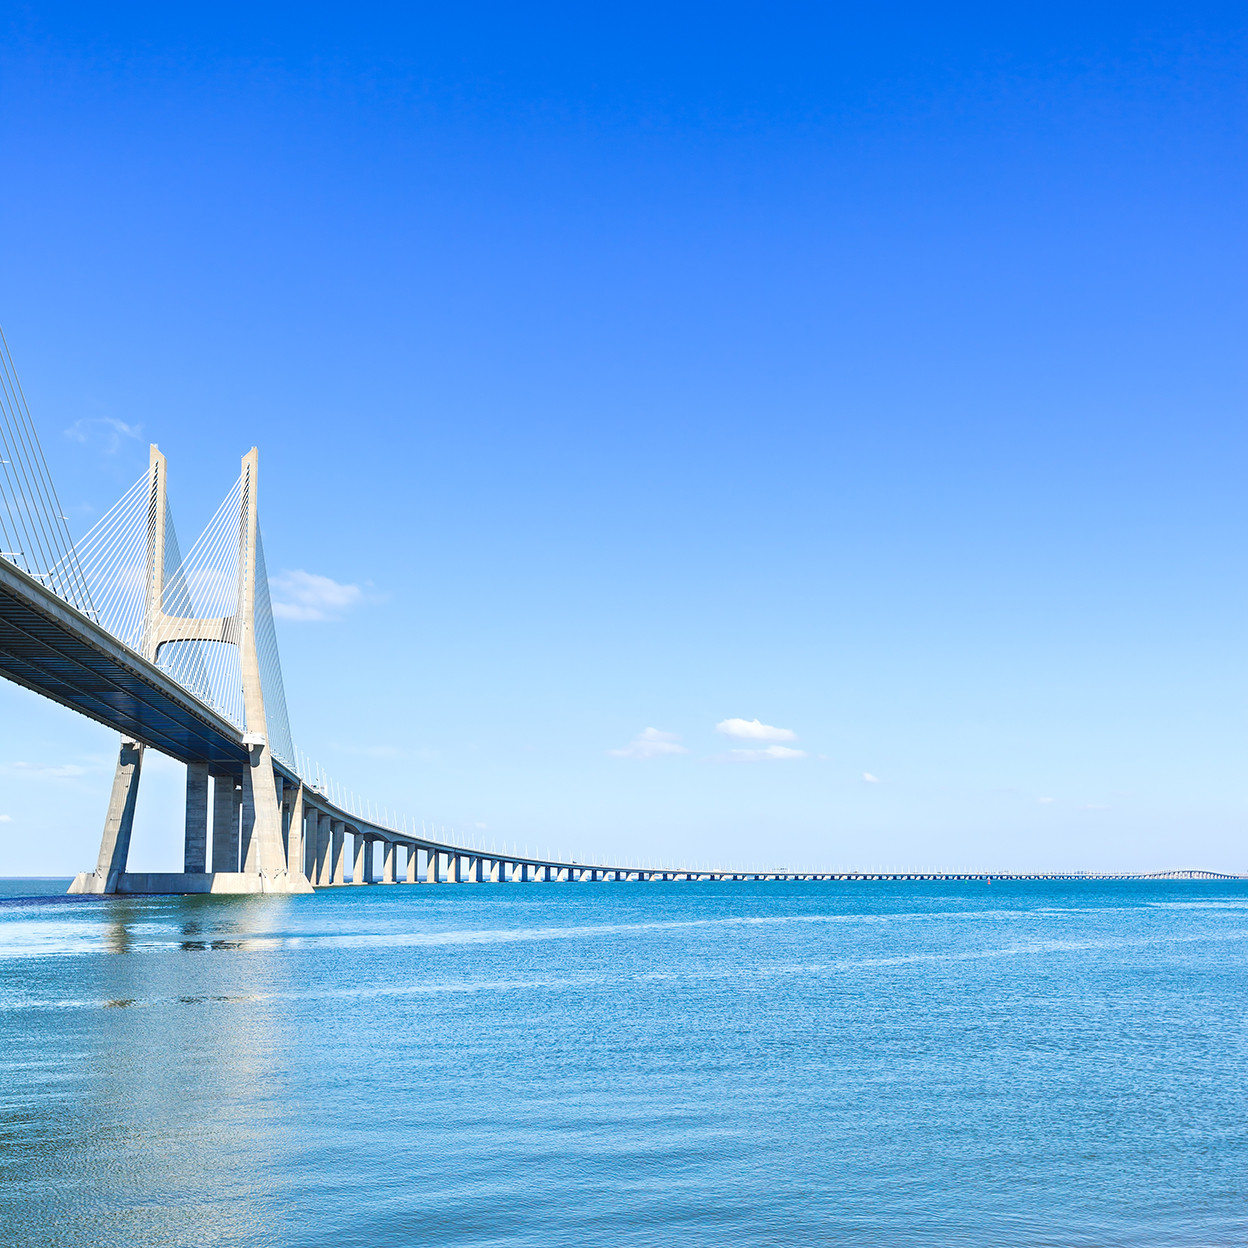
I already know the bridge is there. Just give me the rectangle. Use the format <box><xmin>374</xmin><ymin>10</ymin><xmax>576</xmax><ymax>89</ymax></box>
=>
<box><xmin>0</xmin><ymin>330</ymin><xmax>1240</xmax><ymax>893</ymax></box>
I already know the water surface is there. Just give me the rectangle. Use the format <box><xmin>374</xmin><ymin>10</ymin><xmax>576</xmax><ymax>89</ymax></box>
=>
<box><xmin>1</xmin><ymin>877</ymin><xmax>1245</xmax><ymax>1246</ymax></box>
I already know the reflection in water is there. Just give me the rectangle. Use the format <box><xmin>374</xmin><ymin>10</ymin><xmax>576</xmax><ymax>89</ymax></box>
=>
<box><xmin>180</xmin><ymin>917</ymin><xmax>205</xmax><ymax>952</ymax></box>
<box><xmin>102</xmin><ymin>899</ymin><xmax>143</xmax><ymax>955</ymax></box>
<box><xmin>3</xmin><ymin>890</ymin><xmax>301</xmax><ymax>1247</ymax></box>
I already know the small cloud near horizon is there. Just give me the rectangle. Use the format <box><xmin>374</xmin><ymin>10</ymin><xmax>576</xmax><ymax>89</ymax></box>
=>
<box><xmin>716</xmin><ymin>718</ymin><xmax>798</xmax><ymax>742</ymax></box>
<box><xmin>0</xmin><ymin>814</ymin><xmax>11</xmax><ymax>823</ymax></box>
<box><xmin>608</xmin><ymin>728</ymin><xmax>690</xmax><ymax>760</ymax></box>
<box><xmin>863</xmin><ymin>773</ymin><xmax>880</xmax><ymax>783</ymax></box>
<box><xmin>271</xmin><ymin>570</ymin><xmax>363</xmax><ymax>621</ymax></box>
<box><xmin>724</xmin><ymin>745</ymin><xmax>807</xmax><ymax>763</ymax></box>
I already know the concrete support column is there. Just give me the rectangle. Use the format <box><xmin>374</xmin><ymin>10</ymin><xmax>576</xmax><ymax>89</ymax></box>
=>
<box><xmin>212</xmin><ymin>774</ymin><xmax>239</xmax><ymax>873</ymax></box>
<box><xmin>239</xmin><ymin>762</ymin><xmax>258</xmax><ymax>874</ymax></box>
<box><xmin>238</xmin><ymin>745</ymin><xmax>285</xmax><ymax>877</ymax></box>
<box><xmin>278</xmin><ymin>779</ymin><xmax>290</xmax><ymax>864</ymax></box>
<box><xmin>447</xmin><ymin>853</ymin><xmax>462</xmax><ymax>883</ymax></box>
<box><xmin>382</xmin><ymin>840</ymin><xmax>396</xmax><ymax>883</ymax></box>
<box><xmin>362</xmin><ymin>838</ymin><xmax>374</xmax><ymax>883</ymax></box>
<box><xmin>316</xmin><ymin>812</ymin><xmax>332</xmax><ymax>886</ymax></box>
<box><xmin>490</xmin><ymin>858</ymin><xmax>507</xmax><ymax>882</ymax></box>
<box><xmin>183</xmin><ymin>762</ymin><xmax>209</xmax><ymax>874</ymax></box>
<box><xmin>286</xmin><ymin>784</ymin><xmax>304</xmax><ymax>875</ymax></box>
<box><xmin>469</xmin><ymin>856</ymin><xmax>484</xmax><ymax>883</ymax></box>
<box><xmin>351</xmin><ymin>833</ymin><xmax>366</xmax><ymax>883</ymax></box>
<box><xmin>303</xmin><ymin>808</ymin><xmax>316</xmax><ymax>879</ymax></box>
<box><xmin>513</xmin><ymin>862</ymin><xmax>530</xmax><ymax>883</ymax></box>
<box><xmin>90</xmin><ymin>740</ymin><xmax>145</xmax><ymax>892</ymax></box>
<box><xmin>425</xmin><ymin>848</ymin><xmax>441</xmax><ymax>883</ymax></box>
<box><xmin>405</xmin><ymin>845</ymin><xmax>418</xmax><ymax>883</ymax></box>
<box><xmin>303</xmin><ymin>808</ymin><xmax>315</xmax><ymax>881</ymax></box>
<box><xmin>331</xmin><ymin>820</ymin><xmax>346</xmax><ymax>885</ymax></box>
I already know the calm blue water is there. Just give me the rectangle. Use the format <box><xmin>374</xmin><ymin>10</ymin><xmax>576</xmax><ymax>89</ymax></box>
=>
<box><xmin>1</xmin><ymin>877</ymin><xmax>1245</xmax><ymax>1247</ymax></box>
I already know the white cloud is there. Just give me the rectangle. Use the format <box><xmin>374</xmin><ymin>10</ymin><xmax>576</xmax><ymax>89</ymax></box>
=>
<box><xmin>715</xmin><ymin>718</ymin><xmax>798</xmax><ymax>742</ymax></box>
<box><xmin>63</xmin><ymin>418</ymin><xmax>142</xmax><ymax>453</ymax></box>
<box><xmin>863</xmin><ymin>773</ymin><xmax>880</xmax><ymax>783</ymax></box>
<box><xmin>608</xmin><ymin>727</ymin><xmax>690</xmax><ymax>760</ymax></box>
<box><xmin>0</xmin><ymin>815</ymin><xmax>10</xmax><ymax>823</ymax></box>
<box><xmin>1037</xmin><ymin>797</ymin><xmax>1055</xmax><ymax>805</ymax></box>
<box><xmin>271</xmin><ymin>570</ymin><xmax>363</xmax><ymax>621</ymax></box>
<box><xmin>725</xmin><ymin>746</ymin><xmax>807</xmax><ymax>763</ymax></box>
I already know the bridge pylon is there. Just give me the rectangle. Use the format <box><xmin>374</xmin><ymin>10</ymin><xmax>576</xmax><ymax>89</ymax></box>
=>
<box><xmin>69</xmin><ymin>445</ymin><xmax>312</xmax><ymax>895</ymax></box>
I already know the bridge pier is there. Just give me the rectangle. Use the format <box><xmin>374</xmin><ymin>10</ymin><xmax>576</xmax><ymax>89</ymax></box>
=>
<box><xmin>331</xmin><ymin>820</ymin><xmax>346</xmax><ymax>885</ymax></box>
<box><xmin>282</xmin><ymin>781</ymin><xmax>304</xmax><ymax>874</ymax></box>
<box><xmin>382</xmin><ymin>841</ymin><xmax>396</xmax><ymax>883</ymax></box>
<box><xmin>184</xmin><ymin>762</ymin><xmax>209</xmax><ymax>873</ymax></box>
<box><xmin>351</xmin><ymin>833</ymin><xmax>366</xmax><ymax>883</ymax></box>
<box><xmin>70</xmin><ymin>740</ymin><xmax>145</xmax><ymax>893</ymax></box>
<box><xmin>447</xmin><ymin>853</ymin><xmax>463</xmax><ymax>883</ymax></box>
<box><xmin>315</xmin><ymin>812</ymin><xmax>331</xmax><ymax>885</ymax></box>
<box><xmin>425</xmin><ymin>849</ymin><xmax>441</xmax><ymax>883</ymax></box>
<box><xmin>303</xmin><ymin>808</ymin><xmax>316</xmax><ymax>880</ymax></box>
<box><xmin>211</xmin><ymin>774</ymin><xmax>238</xmax><ymax>872</ymax></box>
<box><xmin>239</xmin><ymin>765</ymin><xmax>258</xmax><ymax>873</ymax></box>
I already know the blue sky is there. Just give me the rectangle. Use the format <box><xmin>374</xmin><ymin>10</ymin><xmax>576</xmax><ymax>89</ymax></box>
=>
<box><xmin>0</xmin><ymin>2</ymin><xmax>1244</xmax><ymax>874</ymax></box>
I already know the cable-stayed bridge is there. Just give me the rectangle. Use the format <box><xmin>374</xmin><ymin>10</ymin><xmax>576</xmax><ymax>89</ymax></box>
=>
<box><xmin>0</xmin><ymin>331</ymin><xmax>1238</xmax><ymax>893</ymax></box>
<box><xmin>3</xmin><ymin>328</ymin><xmax>817</xmax><ymax>894</ymax></box>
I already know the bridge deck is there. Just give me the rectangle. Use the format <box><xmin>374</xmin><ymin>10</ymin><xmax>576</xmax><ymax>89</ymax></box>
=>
<box><xmin>0</xmin><ymin>558</ymin><xmax>248</xmax><ymax>766</ymax></box>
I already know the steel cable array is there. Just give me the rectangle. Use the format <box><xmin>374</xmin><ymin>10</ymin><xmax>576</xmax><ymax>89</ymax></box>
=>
<box><xmin>0</xmin><ymin>326</ymin><xmax>93</xmax><ymax>614</ymax></box>
<box><xmin>154</xmin><ymin>472</ymin><xmax>245</xmax><ymax>727</ymax></box>
<box><xmin>252</xmin><ymin>527</ymin><xmax>295</xmax><ymax>766</ymax></box>
<box><xmin>69</xmin><ymin>463</ymin><xmax>295</xmax><ymax>755</ymax></box>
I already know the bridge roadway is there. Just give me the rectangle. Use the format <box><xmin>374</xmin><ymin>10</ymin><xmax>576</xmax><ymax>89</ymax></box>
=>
<box><xmin>271</xmin><ymin>796</ymin><xmax>1248</xmax><ymax>889</ymax></box>
<box><xmin>4</xmin><ymin>550</ymin><xmax>1243</xmax><ymax>891</ymax></box>
<box><xmin>0</xmin><ymin>547</ymin><xmax>249</xmax><ymax>766</ymax></box>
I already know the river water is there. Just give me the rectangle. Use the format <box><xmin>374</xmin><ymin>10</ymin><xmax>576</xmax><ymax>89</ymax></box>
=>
<box><xmin>1</xmin><ymin>877</ymin><xmax>1245</xmax><ymax>1247</ymax></box>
